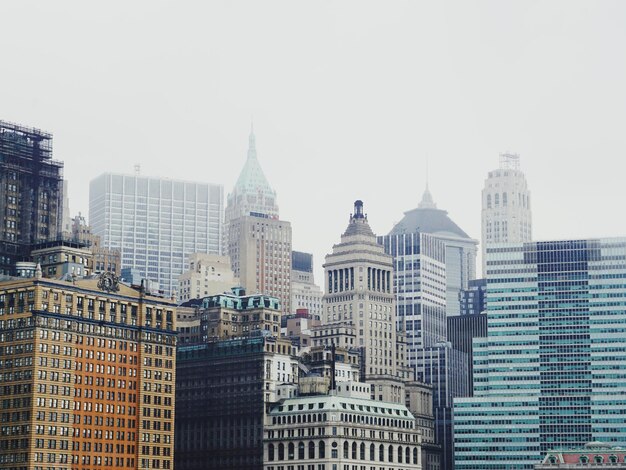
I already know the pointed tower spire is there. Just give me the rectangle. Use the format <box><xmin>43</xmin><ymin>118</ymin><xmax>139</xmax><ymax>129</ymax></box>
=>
<box><xmin>247</xmin><ymin>121</ymin><xmax>257</xmax><ymax>160</ymax></box>
<box><xmin>418</xmin><ymin>186</ymin><xmax>437</xmax><ymax>209</ymax></box>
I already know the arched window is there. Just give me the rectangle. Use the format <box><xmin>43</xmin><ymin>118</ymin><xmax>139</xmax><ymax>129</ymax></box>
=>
<box><xmin>398</xmin><ymin>446</ymin><xmax>403</xmax><ymax>463</ymax></box>
<box><xmin>487</xmin><ymin>194</ymin><xmax>492</xmax><ymax>209</ymax></box>
<box><xmin>308</xmin><ymin>441</ymin><xmax>315</xmax><ymax>459</ymax></box>
<box><xmin>379</xmin><ymin>444</ymin><xmax>385</xmax><ymax>462</ymax></box>
<box><xmin>360</xmin><ymin>442</ymin><xmax>366</xmax><ymax>460</ymax></box>
<box><xmin>413</xmin><ymin>447</ymin><xmax>418</xmax><ymax>464</ymax></box>
<box><xmin>298</xmin><ymin>442</ymin><xmax>305</xmax><ymax>459</ymax></box>
<box><xmin>405</xmin><ymin>446</ymin><xmax>410</xmax><ymax>464</ymax></box>
<box><xmin>319</xmin><ymin>441</ymin><xmax>325</xmax><ymax>459</ymax></box>
<box><xmin>268</xmin><ymin>443</ymin><xmax>275</xmax><ymax>461</ymax></box>
<box><xmin>278</xmin><ymin>443</ymin><xmax>285</xmax><ymax>460</ymax></box>
<box><xmin>548</xmin><ymin>456</ymin><xmax>556</xmax><ymax>464</ymax></box>
<box><xmin>495</xmin><ymin>193</ymin><xmax>500</xmax><ymax>206</ymax></box>
<box><xmin>579</xmin><ymin>456</ymin><xmax>588</xmax><ymax>464</ymax></box>
<box><xmin>388</xmin><ymin>445</ymin><xmax>394</xmax><ymax>462</ymax></box>
<box><xmin>343</xmin><ymin>441</ymin><xmax>349</xmax><ymax>459</ymax></box>
<box><xmin>595</xmin><ymin>455</ymin><xmax>604</xmax><ymax>464</ymax></box>
<box><xmin>503</xmin><ymin>192</ymin><xmax>507</xmax><ymax>206</ymax></box>
<box><xmin>352</xmin><ymin>442</ymin><xmax>357</xmax><ymax>459</ymax></box>
<box><xmin>370</xmin><ymin>443</ymin><xmax>375</xmax><ymax>461</ymax></box>
<box><xmin>609</xmin><ymin>455</ymin><xmax>618</xmax><ymax>463</ymax></box>
<box><xmin>288</xmin><ymin>442</ymin><xmax>295</xmax><ymax>460</ymax></box>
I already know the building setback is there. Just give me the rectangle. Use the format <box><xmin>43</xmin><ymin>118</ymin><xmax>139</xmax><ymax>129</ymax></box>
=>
<box><xmin>89</xmin><ymin>173</ymin><xmax>223</xmax><ymax>297</ymax></box>
<box><xmin>0</xmin><ymin>121</ymin><xmax>64</xmax><ymax>275</ymax></box>
<box><xmin>0</xmin><ymin>273</ymin><xmax>177</xmax><ymax>470</ymax></box>
<box><xmin>455</xmin><ymin>238</ymin><xmax>626</xmax><ymax>469</ymax></box>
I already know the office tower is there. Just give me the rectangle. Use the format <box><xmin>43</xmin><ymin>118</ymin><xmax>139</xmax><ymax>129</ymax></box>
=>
<box><xmin>225</xmin><ymin>130</ymin><xmax>291</xmax><ymax>314</ymax></box>
<box><xmin>0</xmin><ymin>272</ymin><xmax>177</xmax><ymax>470</ymax></box>
<box><xmin>290</xmin><ymin>251</ymin><xmax>323</xmax><ymax>316</ymax></box>
<box><xmin>323</xmin><ymin>200</ymin><xmax>410</xmax><ymax>404</ymax></box>
<box><xmin>228</xmin><ymin>215</ymin><xmax>292</xmax><ymax>315</ymax></box>
<box><xmin>0</xmin><ymin>121</ymin><xmax>64</xmax><ymax>275</ymax></box>
<box><xmin>446</xmin><ymin>312</ymin><xmax>487</xmax><ymax>396</ymax></box>
<box><xmin>263</xmin><ymin>385</ymin><xmax>423</xmax><ymax>470</ymax></box>
<box><xmin>458</xmin><ymin>278</ymin><xmax>486</xmax><ymax>315</ymax></box>
<box><xmin>175</xmin><ymin>336</ymin><xmax>299</xmax><ymax>470</ymax></box>
<box><xmin>455</xmin><ymin>238</ymin><xmax>626</xmax><ymax>470</ymax></box>
<box><xmin>380</xmin><ymin>205</ymin><xmax>471</xmax><ymax>470</ymax></box>
<box><xmin>89</xmin><ymin>173</ymin><xmax>223</xmax><ymax>296</ymax></box>
<box><xmin>177</xmin><ymin>253</ymin><xmax>238</xmax><ymax>302</ymax></box>
<box><xmin>388</xmin><ymin>187</ymin><xmax>478</xmax><ymax>316</ymax></box>
<box><xmin>481</xmin><ymin>153</ymin><xmax>532</xmax><ymax>275</ymax></box>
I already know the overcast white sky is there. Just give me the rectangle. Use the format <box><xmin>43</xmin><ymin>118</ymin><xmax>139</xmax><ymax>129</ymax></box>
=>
<box><xmin>2</xmin><ymin>1</ymin><xmax>626</xmax><ymax>281</ymax></box>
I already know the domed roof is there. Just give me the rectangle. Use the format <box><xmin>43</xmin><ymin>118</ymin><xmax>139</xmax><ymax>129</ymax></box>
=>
<box><xmin>388</xmin><ymin>188</ymin><xmax>470</xmax><ymax>239</ymax></box>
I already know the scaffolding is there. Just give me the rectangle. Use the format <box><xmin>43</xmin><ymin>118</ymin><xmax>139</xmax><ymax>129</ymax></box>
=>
<box><xmin>0</xmin><ymin>120</ymin><xmax>64</xmax><ymax>274</ymax></box>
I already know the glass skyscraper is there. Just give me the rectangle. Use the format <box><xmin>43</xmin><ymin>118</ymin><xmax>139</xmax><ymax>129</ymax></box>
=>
<box><xmin>89</xmin><ymin>173</ymin><xmax>223</xmax><ymax>296</ymax></box>
<box><xmin>454</xmin><ymin>238</ymin><xmax>626</xmax><ymax>469</ymax></box>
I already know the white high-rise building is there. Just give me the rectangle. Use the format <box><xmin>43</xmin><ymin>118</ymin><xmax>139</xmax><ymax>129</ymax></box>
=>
<box><xmin>89</xmin><ymin>173</ymin><xmax>223</xmax><ymax>296</ymax></box>
<box><xmin>178</xmin><ymin>253</ymin><xmax>239</xmax><ymax>302</ymax></box>
<box><xmin>481</xmin><ymin>153</ymin><xmax>532</xmax><ymax>276</ymax></box>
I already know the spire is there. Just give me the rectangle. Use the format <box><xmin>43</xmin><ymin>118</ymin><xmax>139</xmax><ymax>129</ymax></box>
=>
<box><xmin>247</xmin><ymin>122</ymin><xmax>256</xmax><ymax>160</ymax></box>
<box><xmin>418</xmin><ymin>186</ymin><xmax>437</xmax><ymax>209</ymax></box>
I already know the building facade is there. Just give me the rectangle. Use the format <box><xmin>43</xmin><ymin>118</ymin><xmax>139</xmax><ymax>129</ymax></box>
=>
<box><xmin>228</xmin><ymin>214</ymin><xmax>292</xmax><ymax>315</ymax></box>
<box><xmin>0</xmin><ymin>121</ymin><xmax>64</xmax><ymax>275</ymax></box>
<box><xmin>481</xmin><ymin>153</ymin><xmax>532</xmax><ymax>275</ymax></box>
<box><xmin>175</xmin><ymin>336</ymin><xmax>299</xmax><ymax>470</ymax></box>
<box><xmin>324</xmin><ymin>200</ymin><xmax>411</xmax><ymax>404</ymax></box>
<box><xmin>458</xmin><ymin>278</ymin><xmax>486</xmax><ymax>316</ymax></box>
<box><xmin>225</xmin><ymin>130</ymin><xmax>292</xmax><ymax>315</ymax></box>
<box><xmin>291</xmin><ymin>251</ymin><xmax>323</xmax><ymax>317</ymax></box>
<box><xmin>89</xmin><ymin>173</ymin><xmax>223</xmax><ymax>296</ymax></box>
<box><xmin>0</xmin><ymin>273</ymin><xmax>177</xmax><ymax>470</ymax></box>
<box><xmin>536</xmin><ymin>442</ymin><xmax>626</xmax><ymax>469</ymax></box>
<box><xmin>177</xmin><ymin>253</ymin><xmax>238</xmax><ymax>302</ymax></box>
<box><xmin>69</xmin><ymin>214</ymin><xmax>121</xmax><ymax>275</ymax></box>
<box><xmin>264</xmin><ymin>391</ymin><xmax>423</xmax><ymax>470</ymax></box>
<box><xmin>455</xmin><ymin>238</ymin><xmax>626</xmax><ymax>469</ymax></box>
<box><xmin>386</xmin><ymin>187</ymin><xmax>478</xmax><ymax>316</ymax></box>
<box><xmin>446</xmin><ymin>312</ymin><xmax>487</xmax><ymax>397</ymax></box>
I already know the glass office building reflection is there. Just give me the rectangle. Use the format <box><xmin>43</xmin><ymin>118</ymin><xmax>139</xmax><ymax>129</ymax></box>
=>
<box><xmin>454</xmin><ymin>238</ymin><xmax>626</xmax><ymax>469</ymax></box>
<box><xmin>89</xmin><ymin>173</ymin><xmax>223</xmax><ymax>296</ymax></box>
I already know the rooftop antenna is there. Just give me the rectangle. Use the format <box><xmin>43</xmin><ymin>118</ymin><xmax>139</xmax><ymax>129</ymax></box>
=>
<box><xmin>134</xmin><ymin>164</ymin><xmax>141</xmax><ymax>176</ymax></box>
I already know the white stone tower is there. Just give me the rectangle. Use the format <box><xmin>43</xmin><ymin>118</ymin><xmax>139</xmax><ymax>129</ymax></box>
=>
<box><xmin>481</xmin><ymin>153</ymin><xmax>532</xmax><ymax>276</ymax></box>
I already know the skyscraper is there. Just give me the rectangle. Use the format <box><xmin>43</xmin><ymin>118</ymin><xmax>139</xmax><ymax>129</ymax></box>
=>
<box><xmin>481</xmin><ymin>153</ymin><xmax>532</xmax><ymax>275</ymax></box>
<box><xmin>455</xmin><ymin>238</ymin><xmax>626</xmax><ymax>469</ymax></box>
<box><xmin>388</xmin><ymin>187</ymin><xmax>478</xmax><ymax>316</ymax></box>
<box><xmin>0</xmin><ymin>121</ymin><xmax>64</xmax><ymax>275</ymax></box>
<box><xmin>323</xmin><ymin>200</ymin><xmax>409</xmax><ymax>403</ymax></box>
<box><xmin>89</xmin><ymin>173</ymin><xmax>223</xmax><ymax>296</ymax></box>
<box><xmin>225</xmin><ymin>129</ymin><xmax>292</xmax><ymax>315</ymax></box>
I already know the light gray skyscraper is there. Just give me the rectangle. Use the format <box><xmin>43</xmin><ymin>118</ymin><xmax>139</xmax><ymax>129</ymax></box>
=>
<box><xmin>225</xmin><ymin>128</ymin><xmax>292</xmax><ymax>315</ymax></box>
<box><xmin>89</xmin><ymin>173</ymin><xmax>223</xmax><ymax>296</ymax></box>
<box><xmin>481</xmin><ymin>153</ymin><xmax>532</xmax><ymax>275</ymax></box>
<box><xmin>389</xmin><ymin>186</ymin><xmax>478</xmax><ymax>316</ymax></box>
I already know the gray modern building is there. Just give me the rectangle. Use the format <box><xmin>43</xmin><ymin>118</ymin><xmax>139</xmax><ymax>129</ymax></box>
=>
<box><xmin>455</xmin><ymin>238</ymin><xmax>626</xmax><ymax>469</ymax></box>
<box><xmin>89</xmin><ymin>173</ymin><xmax>223</xmax><ymax>296</ymax></box>
<box><xmin>458</xmin><ymin>278</ymin><xmax>486</xmax><ymax>315</ymax></box>
<box><xmin>446</xmin><ymin>313</ymin><xmax>487</xmax><ymax>396</ymax></box>
<box><xmin>387</xmin><ymin>187</ymin><xmax>478</xmax><ymax>316</ymax></box>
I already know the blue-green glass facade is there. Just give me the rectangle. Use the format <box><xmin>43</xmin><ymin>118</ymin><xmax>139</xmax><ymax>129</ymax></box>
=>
<box><xmin>454</xmin><ymin>238</ymin><xmax>626</xmax><ymax>469</ymax></box>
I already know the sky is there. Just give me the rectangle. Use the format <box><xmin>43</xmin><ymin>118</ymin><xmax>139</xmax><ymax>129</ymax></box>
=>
<box><xmin>2</xmin><ymin>0</ymin><xmax>626</xmax><ymax>282</ymax></box>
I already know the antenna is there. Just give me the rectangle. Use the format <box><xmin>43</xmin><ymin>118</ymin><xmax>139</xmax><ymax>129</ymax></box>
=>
<box><xmin>134</xmin><ymin>164</ymin><xmax>141</xmax><ymax>176</ymax></box>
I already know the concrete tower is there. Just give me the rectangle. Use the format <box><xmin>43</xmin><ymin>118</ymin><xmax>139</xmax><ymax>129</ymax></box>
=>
<box><xmin>225</xmin><ymin>128</ymin><xmax>292</xmax><ymax>315</ymax></box>
<box><xmin>388</xmin><ymin>186</ymin><xmax>478</xmax><ymax>316</ymax></box>
<box><xmin>481</xmin><ymin>153</ymin><xmax>532</xmax><ymax>276</ymax></box>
